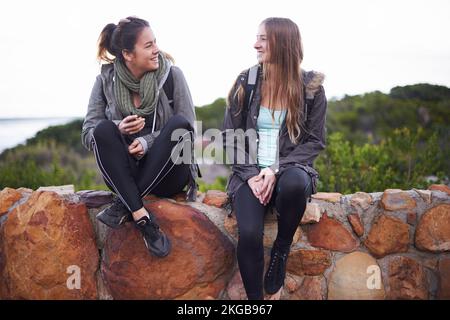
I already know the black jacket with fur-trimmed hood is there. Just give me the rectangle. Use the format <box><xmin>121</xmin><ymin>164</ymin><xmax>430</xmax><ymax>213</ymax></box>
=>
<box><xmin>222</xmin><ymin>65</ymin><xmax>327</xmax><ymax>211</ymax></box>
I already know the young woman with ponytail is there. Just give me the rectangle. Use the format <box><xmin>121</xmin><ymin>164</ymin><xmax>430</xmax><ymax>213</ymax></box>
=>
<box><xmin>82</xmin><ymin>16</ymin><xmax>199</xmax><ymax>258</ymax></box>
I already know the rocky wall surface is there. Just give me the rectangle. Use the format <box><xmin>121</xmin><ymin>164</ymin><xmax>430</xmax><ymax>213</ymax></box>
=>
<box><xmin>0</xmin><ymin>184</ymin><xmax>449</xmax><ymax>300</ymax></box>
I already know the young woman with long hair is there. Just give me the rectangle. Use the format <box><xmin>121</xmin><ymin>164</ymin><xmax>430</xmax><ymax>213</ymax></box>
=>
<box><xmin>223</xmin><ymin>17</ymin><xmax>327</xmax><ymax>299</ymax></box>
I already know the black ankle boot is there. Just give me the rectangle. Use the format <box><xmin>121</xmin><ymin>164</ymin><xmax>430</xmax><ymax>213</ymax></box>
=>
<box><xmin>264</xmin><ymin>248</ymin><xmax>288</xmax><ymax>295</ymax></box>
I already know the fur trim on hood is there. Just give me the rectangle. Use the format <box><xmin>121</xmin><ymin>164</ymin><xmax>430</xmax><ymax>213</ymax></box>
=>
<box><xmin>304</xmin><ymin>70</ymin><xmax>325</xmax><ymax>99</ymax></box>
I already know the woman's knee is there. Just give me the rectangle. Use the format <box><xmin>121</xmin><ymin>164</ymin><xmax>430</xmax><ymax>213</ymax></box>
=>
<box><xmin>277</xmin><ymin>168</ymin><xmax>312</xmax><ymax>199</ymax></box>
<box><xmin>167</xmin><ymin>114</ymin><xmax>193</xmax><ymax>132</ymax></box>
<box><xmin>237</xmin><ymin>226</ymin><xmax>263</xmax><ymax>249</ymax></box>
<box><xmin>93</xmin><ymin>120</ymin><xmax>119</xmax><ymax>140</ymax></box>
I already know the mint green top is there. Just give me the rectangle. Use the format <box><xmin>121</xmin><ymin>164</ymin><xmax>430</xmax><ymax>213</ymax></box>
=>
<box><xmin>257</xmin><ymin>106</ymin><xmax>287</xmax><ymax>168</ymax></box>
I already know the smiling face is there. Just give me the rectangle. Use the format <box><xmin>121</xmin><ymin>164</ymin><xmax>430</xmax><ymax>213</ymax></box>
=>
<box><xmin>254</xmin><ymin>23</ymin><xmax>269</xmax><ymax>63</ymax></box>
<box><xmin>123</xmin><ymin>27</ymin><xmax>160</xmax><ymax>76</ymax></box>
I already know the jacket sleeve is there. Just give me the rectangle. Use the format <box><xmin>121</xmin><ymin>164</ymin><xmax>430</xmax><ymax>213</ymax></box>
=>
<box><xmin>136</xmin><ymin>131</ymin><xmax>160</xmax><ymax>156</ymax></box>
<box><xmin>81</xmin><ymin>75</ymin><xmax>108</xmax><ymax>151</ymax></box>
<box><xmin>222</xmin><ymin>73</ymin><xmax>260</xmax><ymax>182</ymax></box>
<box><xmin>274</xmin><ymin>85</ymin><xmax>327</xmax><ymax>174</ymax></box>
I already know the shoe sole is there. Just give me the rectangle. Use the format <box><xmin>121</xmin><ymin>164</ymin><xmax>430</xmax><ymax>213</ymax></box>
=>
<box><xmin>264</xmin><ymin>285</ymin><xmax>284</xmax><ymax>295</ymax></box>
<box><xmin>264</xmin><ymin>278</ymin><xmax>285</xmax><ymax>295</ymax></box>
<box><xmin>142</xmin><ymin>236</ymin><xmax>172</xmax><ymax>258</ymax></box>
<box><xmin>96</xmin><ymin>211</ymin><xmax>132</xmax><ymax>229</ymax></box>
<box><xmin>264</xmin><ymin>287</ymin><xmax>282</xmax><ymax>300</ymax></box>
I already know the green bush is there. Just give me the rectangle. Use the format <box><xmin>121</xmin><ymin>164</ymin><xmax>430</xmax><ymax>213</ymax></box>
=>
<box><xmin>0</xmin><ymin>139</ymin><xmax>104</xmax><ymax>191</ymax></box>
<box><xmin>195</xmin><ymin>98</ymin><xmax>226</xmax><ymax>133</ymax></box>
<box><xmin>315</xmin><ymin>128</ymin><xmax>446</xmax><ymax>194</ymax></box>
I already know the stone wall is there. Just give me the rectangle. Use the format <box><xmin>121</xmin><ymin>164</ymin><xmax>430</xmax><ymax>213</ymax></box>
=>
<box><xmin>0</xmin><ymin>184</ymin><xmax>449</xmax><ymax>300</ymax></box>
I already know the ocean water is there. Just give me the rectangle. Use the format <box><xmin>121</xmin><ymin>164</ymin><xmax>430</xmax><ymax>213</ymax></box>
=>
<box><xmin>0</xmin><ymin>117</ymin><xmax>78</xmax><ymax>154</ymax></box>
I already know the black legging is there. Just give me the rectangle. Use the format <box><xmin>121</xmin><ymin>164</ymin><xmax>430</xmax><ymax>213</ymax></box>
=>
<box><xmin>91</xmin><ymin>114</ymin><xmax>192</xmax><ymax>212</ymax></box>
<box><xmin>234</xmin><ymin>167</ymin><xmax>313</xmax><ymax>300</ymax></box>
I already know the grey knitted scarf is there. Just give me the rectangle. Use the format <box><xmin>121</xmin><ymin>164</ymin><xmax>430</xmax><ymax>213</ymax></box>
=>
<box><xmin>113</xmin><ymin>53</ymin><xmax>169</xmax><ymax>117</ymax></box>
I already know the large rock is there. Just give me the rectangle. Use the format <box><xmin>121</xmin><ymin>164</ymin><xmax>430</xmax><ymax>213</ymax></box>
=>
<box><xmin>76</xmin><ymin>190</ymin><xmax>114</xmax><ymax>208</ymax></box>
<box><xmin>364</xmin><ymin>215</ymin><xmax>409</xmax><ymax>258</ymax></box>
<box><xmin>350</xmin><ymin>192</ymin><xmax>373</xmax><ymax>210</ymax></box>
<box><xmin>287</xmin><ymin>276</ymin><xmax>324</xmax><ymax>300</ymax></box>
<box><xmin>311</xmin><ymin>192</ymin><xmax>342</xmax><ymax>203</ymax></box>
<box><xmin>1</xmin><ymin>191</ymin><xmax>99</xmax><ymax>299</ymax></box>
<box><xmin>301</xmin><ymin>202</ymin><xmax>322</xmax><ymax>224</ymax></box>
<box><xmin>37</xmin><ymin>185</ymin><xmax>75</xmax><ymax>195</ymax></box>
<box><xmin>263</xmin><ymin>218</ymin><xmax>302</xmax><ymax>248</ymax></box>
<box><xmin>387</xmin><ymin>256</ymin><xmax>428</xmax><ymax>300</ymax></box>
<box><xmin>0</xmin><ymin>187</ymin><xmax>22</xmax><ymax>217</ymax></box>
<box><xmin>415</xmin><ymin>204</ymin><xmax>450</xmax><ymax>252</ymax></box>
<box><xmin>413</xmin><ymin>189</ymin><xmax>432</xmax><ymax>204</ymax></box>
<box><xmin>438</xmin><ymin>258</ymin><xmax>450</xmax><ymax>299</ymax></box>
<box><xmin>428</xmin><ymin>184</ymin><xmax>450</xmax><ymax>196</ymax></box>
<box><xmin>0</xmin><ymin>228</ymin><xmax>6</xmax><ymax>298</ymax></box>
<box><xmin>381</xmin><ymin>189</ymin><xmax>416</xmax><ymax>211</ymax></box>
<box><xmin>287</xmin><ymin>249</ymin><xmax>331</xmax><ymax>276</ymax></box>
<box><xmin>101</xmin><ymin>199</ymin><xmax>235</xmax><ymax>299</ymax></box>
<box><xmin>226</xmin><ymin>270</ymin><xmax>247</xmax><ymax>300</ymax></box>
<box><xmin>407</xmin><ymin>212</ymin><xmax>417</xmax><ymax>225</ymax></box>
<box><xmin>328</xmin><ymin>252</ymin><xmax>385</xmax><ymax>300</ymax></box>
<box><xmin>284</xmin><ymin>273</ymin><xmax>301</xmax><ymax>293</ymax></box>
<box><xmin>348</xmin><ymin>213</ymin><xmax>364</xmax><ymax>237</ymax></box>
<box><xmin>306</xmin><ymin>214</ymin><xmax>358</xmax><ymax>252</ymax></box>
<box><xmin>202</xmin><ymin>190</ymin><xmax>228</xmax><ymax>208</ymax></box>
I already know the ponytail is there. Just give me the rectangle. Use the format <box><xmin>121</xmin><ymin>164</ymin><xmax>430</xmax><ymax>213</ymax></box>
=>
<box><xmin>97</xmin><ymin>23</ymin><xmax>117</xmax><ymax>63</ymax></box>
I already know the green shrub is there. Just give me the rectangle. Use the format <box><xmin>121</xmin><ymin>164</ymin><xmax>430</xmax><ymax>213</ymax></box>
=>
<box><xmin>315</xmin><ymin>128</ymin><xmax>446</xmax><ymax>194</ymax></box>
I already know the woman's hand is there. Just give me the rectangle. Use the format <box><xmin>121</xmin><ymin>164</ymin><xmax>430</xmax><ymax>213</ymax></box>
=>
<box><xmin>248</xmin><ymin>175</ymin><xmax>267</xmax><ymax>205</ymax></box>
<box><xmin>119</xmin><ymin>115</ymin><xmax>145</xmax><ymax>135</ymax></box>
<box><xmin>257</xmin><ymin>167</ymin><xmax>276</xmax><ymax>206</ymax></box>
<box><xmin>128</xmin><ymin>139</ymin><xmax>144</xmax><ymax>158</ymax></box>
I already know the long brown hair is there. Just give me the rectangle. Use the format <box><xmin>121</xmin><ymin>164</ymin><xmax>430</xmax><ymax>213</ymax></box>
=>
<box><xmin>263</xmin><ymin>17</ymin><xmax>304</xmax><ymax>143</ymax></box>
<box><xmin>229</xmin><ymin>17</ymin><xmax>304</xmax><ymax>144</ymax></box>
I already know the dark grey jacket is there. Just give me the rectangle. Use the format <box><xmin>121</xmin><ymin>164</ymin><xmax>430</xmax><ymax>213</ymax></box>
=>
<box><xmin>222</xmin><ymin>65</ymin><xmax>327</xmax><ymax>208</ymax></box>
<box><xmin>81</xmin><ymin>63</ymin><xmax>200</xmax><ymax>201</ymax></box>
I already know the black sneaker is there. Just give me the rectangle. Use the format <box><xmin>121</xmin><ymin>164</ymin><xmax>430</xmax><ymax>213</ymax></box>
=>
<box><xmin>96</xmin><ymin>198</ymin><xmax>132</xmax><ymax>229</ymax></box>
<box><xmin>264</xmin><ymin>248</ymin><xmax>288</xmax><ymax>295</ymax></box>
<box><xmin>135</xmin><ymin>213</ymin><xmax>171</xmax><ymax>258</ymax></box>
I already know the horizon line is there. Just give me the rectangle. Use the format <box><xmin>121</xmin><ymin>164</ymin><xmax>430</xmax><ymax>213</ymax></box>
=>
<box><xmin>0</xmin><ymin>116</ymin><xmax>83</xmax><ymax>121</ymax></box>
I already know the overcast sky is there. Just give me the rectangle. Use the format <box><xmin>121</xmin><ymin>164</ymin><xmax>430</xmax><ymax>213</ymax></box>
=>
<box><xmin>0</xmin><ymin>0</ymin><xmax>449</xmax><ymax>118</ymax></box>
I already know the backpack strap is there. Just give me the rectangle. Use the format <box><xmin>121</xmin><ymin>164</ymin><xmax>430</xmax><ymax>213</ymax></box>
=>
<box><xmin>305</xmin><ymin>96</ymin><xmax>315</xmax><ymax>120</ymax></box>
<box><xmin>151</xmin><ymin>67</ymin><xmax>174</xmax><ymax>133</ymax></box>
<box><xmin>162</xmin><ymin>67</ymin><xmax>174</xmax><ymax>109</ymax></box>
<box><xmin>242</xmin><ymin>65</ymin><xmax>260</xmax><ymax>128</ymax></box>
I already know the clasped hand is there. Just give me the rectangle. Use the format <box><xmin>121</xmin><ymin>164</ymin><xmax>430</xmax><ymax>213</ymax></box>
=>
<box><xmin>128</xmin><ymin>139</ymin><xmax>144</xmax><ymax>158</ymax></box>
<box><xmin>248</xmin><ymin>167</ymin><xmax>276</xmax><ymax>206</ymax></box>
